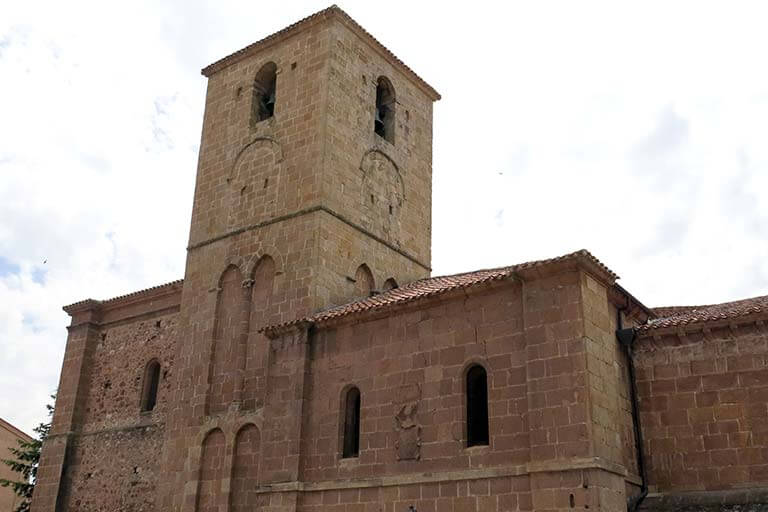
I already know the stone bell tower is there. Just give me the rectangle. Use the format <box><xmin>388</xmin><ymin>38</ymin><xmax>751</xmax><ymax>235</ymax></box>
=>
<box><xmin>186</xmin><ymin>5</ymin><xmax>439</xmax><ymax>313</ymax></box>
<box><xmin>158</xmin><ymin>6</ymin><xmax>440</xmax><ymax>510</ymax></box>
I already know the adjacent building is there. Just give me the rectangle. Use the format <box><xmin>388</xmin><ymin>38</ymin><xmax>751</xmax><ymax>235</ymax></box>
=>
<box><xmin>0</xmin><ymin>418</ymin><xmax>34</xmax><ymax>512</ymax></box>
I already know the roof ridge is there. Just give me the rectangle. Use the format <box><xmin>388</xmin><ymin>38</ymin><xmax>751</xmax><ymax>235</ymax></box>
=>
<box><xmin>200</xmin><ymin>5</ymin><xmax>440</xmax><ymax>100</ymax></box>
<box><xmin>262</xmin><ymin>248</ymin><xmax>617</xmax><ymax>335</ymax></box>
<box><xmin>64</xmin><ymin>279</ymin><xmax>183</xmax><ymax>313</ymax></box>
<box><xmin>639</xmin><ymin>293</ymin><xmax>768</xmax><ymax>333</ymax></box>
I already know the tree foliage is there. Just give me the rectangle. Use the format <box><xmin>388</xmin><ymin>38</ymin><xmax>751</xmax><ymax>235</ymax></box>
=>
<box><xmin>0</xmin><ymin>397</ymin><xmax>54</xmax><ymax>512</ymax></box>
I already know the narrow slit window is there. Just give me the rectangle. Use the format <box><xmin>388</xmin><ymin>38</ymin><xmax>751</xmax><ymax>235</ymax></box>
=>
<box><xmin>374</xmin><ymin>76</ymin><xmax>395</xmax><ymax>144</ymax></box>
<box><xmin>250</xmin><ymin>62</ymin><xmax>277</xmax><ymax>127</ymax></box>
<box><xmin>466</xmin><ymin>365</ymin><xmax>489</xmax><ymax>446</ymax></box>
<box><xmin>342</xmin><ymin>387</ymin><xmax>361</xmax><ymax>458</ymax></box>
<box><xmin>141</xmin><ymin>359</ymin><xmax>161</xmax><ymax>412</ymax></box>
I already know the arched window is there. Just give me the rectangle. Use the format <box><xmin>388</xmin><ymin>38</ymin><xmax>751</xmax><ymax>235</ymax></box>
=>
<box><xmin>140</xmin><ymin>359</ymin><xmax>161</xmax><ymax>412</ymax></box>
<box><xmin>382</xmin><ymin>277</ymin><xmax>398</xmax><ymax>291</ymax></box>
<box><xmin>354</xmin><ymin>264</ymin><xmax>375</xmax><ymax>298</ymax></box>
<box><xmin>374</xmin><ymin>76</ymin><xmax>395</xmax><ymax>144</ymax></box>
<box><xmin>342</xmin><ymin>386</ymin><xmax>361</xmax><ymax>458</ymax></box>
<box><xmin>466</xmin><ymin>365</ymin><xmax>489</xmax><ymax>447</ymax></box>
<box><xmin>250</xmin><ymin>62</ymin><xmax>277</xmax><ymax>127</ymax></box>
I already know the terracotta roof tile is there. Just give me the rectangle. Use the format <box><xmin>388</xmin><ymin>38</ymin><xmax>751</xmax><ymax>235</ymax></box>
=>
<box><xmin>263</xmin><ymin>249</ymin><xmax>615</xmax><ymax>335</ymax></box>
<box><xmin>650</xmin><ymin>305</ymin><xmax>702</xmax><ymax>318</ymax></box>
<box><xmin>200</xmin><ymin>5</ymin><xmax>441</xmax><ymax>101</ymax></box>
<box><xmin>639</xmin><ymin>294</ymin><xmax>768</xmax><ymax>333</ymax></box>
<box><xmin>64</xmin><ymin>279</ymin><xmax>183</xmax><ymax>313</ymax></box>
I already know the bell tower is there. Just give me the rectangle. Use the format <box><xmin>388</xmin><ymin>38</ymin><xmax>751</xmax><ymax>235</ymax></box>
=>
<box><xmin>186</xmin><ymin>5</ymin><xmax>439</xmax><ymax>314</ymax></box>
<box><xmin>160</xmin><ymin>6</ymin><xmax>439</xmax><ymax>509</ymax></box>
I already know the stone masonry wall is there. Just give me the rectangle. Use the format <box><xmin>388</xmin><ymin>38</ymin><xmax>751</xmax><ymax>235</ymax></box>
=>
<box><xmin>79</xmin><ymin>312</ymin><xmax>178</xmax><ymax>432</ymax></box>
<box><xmin>635</xmin><ymin>322</ymin><xmax>768</xmax><ymax>494</ymax></box>
<box><xmin>581</xmin><ymin>274</ymin><xmax>640</xmax><ymax>477</ymax></box>
<box><xmin>296</xmin><ymin>476</ymin><xmax>533</xmax><ymax>512</ymax></box>
<box><xmin>55</xmin><ymin>309</ymin><xmax>178</xmax><ymax>511</ymax></box>
<box><xmin>160</xmin><ymin>223</ymin><xmax>309</xmax><ymax>509</ymax></box>
<box><xmin>188</xmin><ymin>20</ymin><xmax>329</xmax><ymax>248</ymax></box>
<box><xmin>322</xmin><ymin>18</ymin><xmax>435</xmax><ymax>268</ymax></box>
<box><xmin>300</xmin><ymin>284</ymin><xmax>527</xmax><ymax>481</ymax></box>
<box><xmin>59</xmin><ymin>425</ymin><xmax>165</xmax><ymax>512</ymax></box>
<box><xmin>315</xmin><ymin>212</ymin><xmax>429</xmax><ymax>310</ymax></box>
<box><xmin>163</xmin><ymin>13</ymin><xmax>440</xmax><ymax>509</ymax></box>
<box><xmin>255</xmin><ymin>268</ymin><xmax>630</xmax><ymax>511</ymax></box>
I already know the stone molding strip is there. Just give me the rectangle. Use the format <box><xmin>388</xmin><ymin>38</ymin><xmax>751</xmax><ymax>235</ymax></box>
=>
<box><xmin>46</xmin><ymin>421</ymin><xmax>164</xmax><ymax>440</ymax></box>
<box><xmin>254</xmin><ymin>457</ymin><xmax>636</xmax><ymax>494</ymax></box>
<box><xmin>642</xmin><ymin>487</ymin><xmax>768</xmax><ymax>510</ymax></box>
<box><xmin>187</xmin><ymin>204</ymin><xmax>431</xmax><ymax>271</ymax></box>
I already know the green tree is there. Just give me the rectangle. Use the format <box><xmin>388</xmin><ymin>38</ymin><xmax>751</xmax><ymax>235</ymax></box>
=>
<box><xmin>0</xmin><ymin>397</ymin><xmax>54</xmax><ymax>512</ymax></box>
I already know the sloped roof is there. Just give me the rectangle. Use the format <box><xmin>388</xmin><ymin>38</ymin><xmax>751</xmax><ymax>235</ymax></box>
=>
<box><xmin>0</xmin><ymin>417</ymin><xmax>34</xmax><ymax>443</ymax></box>
<box><xmin>201</xmin><ymin>5</ymin><xmax>441</xmax><ymax>101</ymax></box>
<box><xmin>639</xmin><ymin>294</ymin><xmax>768</xmax><ymax>333</ymax></box>
<box><xmin>262</xmin><ymin>249</ymin><xmax>616</xmax><ymax>335</ymax></box>
<box><xmin>63</xmin><ymin>279</ymin><xmax>183</xmax><ymax>314</ymax></box>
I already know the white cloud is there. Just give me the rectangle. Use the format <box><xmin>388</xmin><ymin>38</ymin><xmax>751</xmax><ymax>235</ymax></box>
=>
<box><xmin>2</xmin><ymin>0</ymin><xmax>768</xmax><ymax>435</ymax></box>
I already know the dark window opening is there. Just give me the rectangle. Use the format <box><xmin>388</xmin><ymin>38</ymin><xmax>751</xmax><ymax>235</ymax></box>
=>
<box><xmin>141</xmin><ymin>359</ymin><xmax>161</xmax><ymax>412</ymax></box>
<box><xmin>342</xmin><ymin>387</ymin><xmax>361</xmax><ymax>458</ymax></box>
<box><xmin>374</xmin><ymin>76</ymin><xmax>395</xmax><ymax>144</ymax></box>
<box><xmin>250</xmin><ymin>62</ymin><xmax>277</xmax><ymax>127</ymax></box>
<box><xmin>354</xmin><ymin>264</ymin><xmax>375</xmax><ymax>298</ymax></box>
<box><xmin>382</xmin><ymin>277</ymin><xmax>398</xmax><ymax>291</ymax></box>
<box><xmin>466</xmin><ymin>365</ymin><xmax>489</xmax><ymax>446</ymax></box>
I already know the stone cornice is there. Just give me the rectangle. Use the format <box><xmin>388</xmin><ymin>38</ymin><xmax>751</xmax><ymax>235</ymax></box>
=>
<box><xmin>200</xmin><ymin>5</ymin><xmax>441</xmax><ymax>101</ymax></box>
<box><xmin>253</xmin><ymin>456</ymin><xmax>636</xmax><ymax>494</ymax></box>
<box><xmin>63</xmin><ymin>280</ymin><xmax>183</xmax><ymax>327</ymax></box>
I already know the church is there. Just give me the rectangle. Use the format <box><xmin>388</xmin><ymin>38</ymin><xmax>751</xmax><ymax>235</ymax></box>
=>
<box><xmin>32</xmin><ymin>6</ymin><xmax>768</xmax><ymax>511</ymax></box>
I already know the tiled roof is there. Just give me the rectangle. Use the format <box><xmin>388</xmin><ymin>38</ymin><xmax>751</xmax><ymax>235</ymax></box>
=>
<box><xmin>650</xmin><ymin>305</ymin><xmax>702</xmax><ymax>318</ymax></box>
<box><xmin>262</xmin><ymin>249</ymin><xmax>616</xmax><ymax>335</ymax></box>
<box><xmin>63</xmin><ymin>279</ymin><xmax>183</xmax><ymax>313</ymax></box>
<box><xmin>200</xmin><ymin>5</ymin><xmax>441</xmax><ymax>100</ymax></box>
<box><xmin>639</xmin><ymin>294</ymin><xmax>768</xmax><ymax>333</ymax></box>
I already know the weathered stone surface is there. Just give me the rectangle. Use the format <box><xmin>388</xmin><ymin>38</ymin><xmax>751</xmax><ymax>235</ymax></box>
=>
<box><xmin>32</xmin><ymin>6</ymin><xmax>768</xmax><ymax>512</ymax></box>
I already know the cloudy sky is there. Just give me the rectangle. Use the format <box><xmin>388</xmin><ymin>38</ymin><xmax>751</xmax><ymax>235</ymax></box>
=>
<box><xmin>2</xmin><ymin>1</ymin><xmax>768</xmax><ymax>436</ymax></box>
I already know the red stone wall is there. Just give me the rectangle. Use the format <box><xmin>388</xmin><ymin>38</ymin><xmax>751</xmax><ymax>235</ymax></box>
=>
<box><xmin>635</xmin><ymin>322</ymin><xmax>768</xmax><ymax>493</ymax></box>
<box><xmin>300</xmin><ymin>284</ymin><xmax>527</xmax><ymax>481</ymax></box>
<box><xmin>58</xmin><ymin>425</ymin><xmax>165</xmax><ymax>512</ymax></box>
<box><xmin>80</xmin><ymin>312</ymin><xmax>178</xmax><ymax>431</ymax></box>
<box><xmin>231</xmin><ymin>424</ymin><xmax>264</xmax><ymax>511</ymax></box>
<box><xmin>525</xmin><ymin>271</ymin><xmax>590</xmax><ymax>467</ymax></box>
<box><xmin>208</xmin><ymin>266</ymin><xmax>245</xmax><ymax>415</ymax></box>
<box><xmin>32</xmin><ymin>281</ymin><xmax>181</xmax><ymax>512</ymax></box>
<box><xmin>297</xmin><ymin>476</ymin><xmax>532</xmax><ymax>512</ymax></box>
<box><xmin>197</xmin><ymin>429</ymin><xmax>227</xmax><ymax>512</ymax></box>
<box><xmin>53</xmin><ymin>310</ymin><xmax>178</xmax><ymax>511</ymax></box>
<box><xmin>161</xmin><ymin>11</ymin><xmax>439</xmax><ymax>509</ymax></box>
